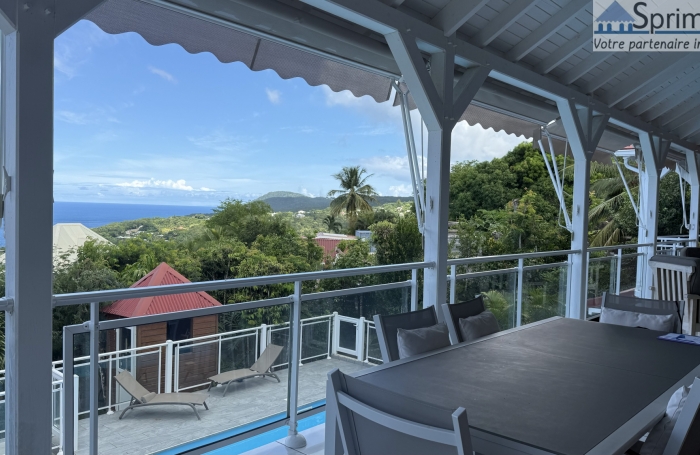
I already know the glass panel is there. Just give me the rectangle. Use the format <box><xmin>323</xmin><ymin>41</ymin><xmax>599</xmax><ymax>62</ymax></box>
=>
<box><xmin>454</xmin><ymin>272</ymin><xmax>518</xmax><ymax>330</ymax></box>
<box><xmin>587</xmin><ymin>256</ymin><xmax>617</xmax><ymax>318</ymax></box>
<box><xmin>60</xmin><ymin>303</ymin><xmax>293</xmax><ymax>455</ymax></box>
<box><xmin>338</xmin><ymin>320</ymin><xmax>357</xmax><ymax>352</ymax></box>
<box><xmin>297</xmin><ymin>286</ymin><xmax>411</xmax><ymax>412</ymax></box>
<box><xmin>522</xmin><ymin>265</ymin><xmax>568</xmax><ymax>325</ymax></box>
<box><xmin>620</xmin><ymin>254</ymin><xmax>640</xmax><ymax>296</ymax></box>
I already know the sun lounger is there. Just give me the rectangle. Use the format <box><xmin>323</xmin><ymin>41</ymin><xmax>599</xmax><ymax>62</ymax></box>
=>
<box><xmin>207</xmin><ymin>344</ymin><xmax>283</xmax><ymax>397</ymax></box>
<box><xmin>115</xmin><ymin>370</ymin><xmax>209</xmax><ymax>420</ymax></box>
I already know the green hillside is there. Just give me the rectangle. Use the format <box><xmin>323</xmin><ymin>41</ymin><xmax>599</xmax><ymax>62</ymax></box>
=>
<box><xmin>257</xmin><ymin>191</ymin><xmax>308</xmax><ymax>200</ymax></box>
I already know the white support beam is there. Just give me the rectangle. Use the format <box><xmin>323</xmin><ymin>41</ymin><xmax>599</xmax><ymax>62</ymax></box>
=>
<box><xmin>605</xmin><ymin>54</ymin><xmax>694</xmax><ymax>108</ymax></box>
<box><xmin>2</xmin><ymin>2</ymin><xmax>53</xmax><ymax>455</ymax></box>
<box><xmin>385</xmin><ymin>30</ymin><xmax>489</xmax><ymax>312</ymax></box>
<box><xmin>632</xmin><ymin>66</ymin><xmax>700</xmax><ymax>117</ymax></box>
<box><xmin>638</xmin><ymin>134</ymin><xmax>671</xmax><ymax>297</ymax></box>
<box><xmin>535</xmin><ymin>32</ymin><xmax>590</xmax><ymax>74</ymax></box>
<box><xmin>505</xmin><ymin>0</ymin><xmax>589</xmax><ymax>62</ymax></box>
<box><xmin>581</xmin><ymin>53</ymin><xmax>643</xmax><ymax>94</ymax></box>
<box><xmin>560</xmin><ymin>51</ymin><xmax>611</xmax><ymax>85</ymax></box>
<box><xmin>0</xmin><ymin>1</ymin><xmax>103</xmax><ymax>453</ymax></box>
<box><xmin>472</xmin><ymin>0</ymin><xmax>539</xmax><ymax>47</ymax></box>
<box><xmin>430</xmin><ymin>0</ymin><xmax>490</xmax><ymax>37</ymax></box>
<box><xmin>685</xmin><ymin>151</ymin><xmax>699</xmax><ymax>246</ymax></box>
<box><xmin>557</xmin><ymin>101</ymin><xmax>609</xmax><ymax>320</ymax></box>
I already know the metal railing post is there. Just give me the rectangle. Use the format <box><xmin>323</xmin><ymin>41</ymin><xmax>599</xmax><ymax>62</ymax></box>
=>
<box><xmin>616</xmin><ymin>248</ymin><xmax>623</xmax><ymax>295</ymax></box>
<box><xmin>332</xmin><ymin>312</ymin><xmax>339</xmax><ymax>356</ymax></box>
<box><xmin>58</xmin><ymin>373</ymin><xmax>65</xmax><ymax>455</ymax></box>
<box><xmin>74</xmin><ymin>375</ymin><xmax>79</xmax><ymax>451</ymax></box>
<box><xmin>516</xmin><ymin>258</ymin><xmax>524</xmax><ymax>327</ymax></box>
<box><xmin>449</xmin><ymin>265</ymin><xmax>456</xmax><ymax>305</ymax></box>
<box><xmin>285</xmin><ymin>281</ymin><xmax>306</xmax><ymax>448</ymax></box>
<box><xmin>411</xmin><ymin>269</ymin><xmax>418</xmax><ymax>311</ymax></box>
<box><xmin>89</xmin><ymin>302</ymin><xmax>99</xmax><ymax>455</ymax></box>
<box><xmin>165</xmin><ymin>340</ymin><xmax>173</xmax><ymax>393</ymax></box>
<box><xmin>106</xmin><ymin>354</ymin><xmax>113</xmax><ymax>415</ymax></box>
<box><xmin>259</xmin><ymin>324</ymin><xmax>268</xmax><ymax>358</ymax></box>
<box><xmin>326</xmin><ymin>318</ymin><xmax>332</xmax><ymax>360</ymax></box>
<box><xmin>356</xmin><ymin>317</ymin><xmax>366</xmax><ymax>361</ymax></box>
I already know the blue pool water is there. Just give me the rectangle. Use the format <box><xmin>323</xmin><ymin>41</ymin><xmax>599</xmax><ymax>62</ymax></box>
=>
<box><xmin>0</xmin><ymin>201</ymin><xmax>215</xmax><ymax>247</ymax></box>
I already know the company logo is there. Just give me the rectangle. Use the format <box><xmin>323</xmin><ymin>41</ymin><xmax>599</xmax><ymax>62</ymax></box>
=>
<box><xmin>592</xmin><ymin>0</ymin><xmax>700</xmax><ymax>51</ymax></box>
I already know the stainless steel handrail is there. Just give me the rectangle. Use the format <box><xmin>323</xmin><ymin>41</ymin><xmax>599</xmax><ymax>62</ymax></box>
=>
<box><xmin>446</xmin><ymin>249</ymin><xmax>580</xmax><ymax>266</ymax></box>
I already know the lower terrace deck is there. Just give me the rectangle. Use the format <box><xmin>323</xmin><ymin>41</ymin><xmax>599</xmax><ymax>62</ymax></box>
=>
<box><xmin>72</xmin><ymin>356</ymin><xmax>366</xmax><ymax>455</ymax></box>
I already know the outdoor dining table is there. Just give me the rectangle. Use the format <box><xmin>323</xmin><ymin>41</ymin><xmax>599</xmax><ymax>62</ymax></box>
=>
<box><xmin>324</xmin><ymin>316</ymin><xmax>700</xmax><ymax>455</ymax></box>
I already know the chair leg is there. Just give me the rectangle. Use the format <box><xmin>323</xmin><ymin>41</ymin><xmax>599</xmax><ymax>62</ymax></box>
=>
<box><xmin>203</xmin><ymin>401</ymin><xmax>209</xmax><ymax>411</ymax></box>
<box><xmin>270</xmin><ymin>374</ymin><xmax>280</xmax><ymax>383</ymax></box>
<box><xmin>119</xmin><ymin>406</ymin><xmax>132</xmax><ymax>420</ymax></box>
<box><xmin>223</xmin><ymin>381</ymin><xmax>231</xmax><ymax>397</ymax></box>
<box><xmin>191</xmin><ymin>404</ymin><xmax>201</xmax><ymax>420</ymax></box>
<box><xmin>207</xmin><ymin>381</ymin><xmax>213</xmax><ymax>392</ymax></box>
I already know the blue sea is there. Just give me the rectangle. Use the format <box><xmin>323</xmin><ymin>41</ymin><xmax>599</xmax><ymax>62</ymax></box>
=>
<box><xmin>0</xmin><ymin>201</ymin><xmax>215</xmax><ymax>247</ymax></box>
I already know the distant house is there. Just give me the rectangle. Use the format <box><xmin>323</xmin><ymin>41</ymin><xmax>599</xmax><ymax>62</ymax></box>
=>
<box><xmin>314</xmin><ymin>232</ymin><xmax>356</xmax><ymax>258</ymax></box>
<box><xmin>53</xmin><ymin>223</ymin><xmax>112</xmax><ymax>263</ymax></box>
<box><xmin>102</xmin><ymin>262</ymin><xmax>222</xmax><ymax>393</ymax></box>
<box><xmin>354</xmin><ymin>230</ymin><xmax>376</xmax><ymax>253</ymax></box>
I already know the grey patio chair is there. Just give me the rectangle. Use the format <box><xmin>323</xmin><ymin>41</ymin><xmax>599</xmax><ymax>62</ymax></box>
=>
<box><xmin>626</xmin><ymin>377</ymin><xmax>700</xmax><ymax>455</ymax></box>
<box><xmin>327</xmin><ymin>368</ymin><xmax>473</xmax><ymax>455</ymax></box>
<box><xmin>373</xmin><ymin>307</ymin><xmax>439</xmax><ymax>363</ymax></box>
<box><xmin>441</xmin><ymin>295</ymin><xmax>486</xmax><ymax>344</ymax></box>
<box><xmin>115</xmin><ymin>370</ymin><xmax>209</xmax><ymax>420</ymax></box>
<box><xmin>601</xmin><ymin>292</ymin><xmax>683</xmax><ymax>333</ymax></box>
<box><xmin>207</xmin><ymin>344</ymin><xmax>283</xmax><ymax>397</ymax></box>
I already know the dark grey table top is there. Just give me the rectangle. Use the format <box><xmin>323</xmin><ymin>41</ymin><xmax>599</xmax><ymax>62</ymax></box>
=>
<box><xmin>352</xmin><ymin>318</ymin><xmax>700</xmax><ymax>455</ymax></box>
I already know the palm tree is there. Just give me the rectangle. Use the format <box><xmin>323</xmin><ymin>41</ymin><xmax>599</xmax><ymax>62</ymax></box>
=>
<box><xmin>328</xmin><ymin>166</ymin><xmax>378</xmax><ymax>229</ymax></box>
<box><xmin>323</xmin><ymin>215</ymin><xmax>343</xmax><ymax>233</ymax></box>
<box><xmin>587</xmin><ymin>161</ymin><xmax>639</xmax><ymax>247</ymax></box>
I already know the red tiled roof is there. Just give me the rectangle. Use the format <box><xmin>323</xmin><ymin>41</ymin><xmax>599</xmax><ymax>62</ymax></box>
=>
<box><xmin>101</xmin><ymin>262</ymin><xmax>221</xmax><ymax>318</ymax></box>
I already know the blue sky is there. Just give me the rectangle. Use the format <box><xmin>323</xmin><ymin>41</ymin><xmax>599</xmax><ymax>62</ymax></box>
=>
<box><xmin>54</xmin><ymin>20</ymin><xmax>526</xmax><ymax>206</ymax></box>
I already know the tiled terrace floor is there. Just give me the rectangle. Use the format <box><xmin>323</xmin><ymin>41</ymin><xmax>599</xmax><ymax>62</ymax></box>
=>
<box><xmin>69</xmin><ymin>356</ymin><xmax>367</xmax><ymax>455</ymax></box>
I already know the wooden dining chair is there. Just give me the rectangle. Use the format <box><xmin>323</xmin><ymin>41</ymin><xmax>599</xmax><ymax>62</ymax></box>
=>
<box><xmin>649</xmin><ymin>254</ymin><xmax>700</xmax><ymax>335</ymax></box>
<box><xmin>327</xmin><ymin>368</ymin><xmax>473</xmax><ymax>455</ymax></box>
<box><xmin>373</xmin><ymin>307</ymin><xmax>439</xmax><ymax>362</ymax></box>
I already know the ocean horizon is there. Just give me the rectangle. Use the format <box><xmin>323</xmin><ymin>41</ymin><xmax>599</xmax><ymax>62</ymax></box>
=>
<box><xmin>0</xmin><ymin>201</ymin><xmax>215</xmax><ymax>247</ymax></box>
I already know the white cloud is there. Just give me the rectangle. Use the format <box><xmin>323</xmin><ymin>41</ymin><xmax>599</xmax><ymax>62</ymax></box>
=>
<box><xmin>451</xmin><ymin>123</ymin><xmax>528</xmax><ymax>163</ymax></box>
<box><xmin>266</xmin><ymin>88</ymin><xmax>281</xmax><ymax>104</ymax></box>
<box><xmin>187</xmin><ymin>131</ymin><xmax>249</xmax><ymax>153</ymax></box>
<box><xmin>148</xmin><ymin>66</ymin><xmax>177</xmax><ymax>84</ymax></box>
<box><xmin>362</xmin><ymin>155</ymin><xmax>418</xmax><ymax>180</ymax></box>
<box><xmin>300</xmin><ymin>188</ymin><xmax>316</xmax><ymax>198</ymax></box>
<box><xmin>388</xmin><ymin>184</ymin><xmax>413</xmax><ymax>197</ymax></box>
<box><xmin>56</xmin><ymin>110</ymin><xmax>91</xmax><ymax>125</ymax></box>
<box><xmin>115</xmin><ymin>178</ymin><xmax>214</xmax><ymax>192</ymax></box>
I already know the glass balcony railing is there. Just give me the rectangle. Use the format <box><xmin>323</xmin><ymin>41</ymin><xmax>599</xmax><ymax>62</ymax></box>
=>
<box><xmin>0</xmin><ymin>242</ymin><xmax>665</xmax><ymax>454</ymax></box>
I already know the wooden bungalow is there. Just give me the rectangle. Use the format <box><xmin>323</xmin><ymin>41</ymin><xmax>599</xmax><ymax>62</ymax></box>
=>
<box><xmin>102</xmin><ymin>262</ymin><xmax>222</xmax><ymax>396</ymax></box>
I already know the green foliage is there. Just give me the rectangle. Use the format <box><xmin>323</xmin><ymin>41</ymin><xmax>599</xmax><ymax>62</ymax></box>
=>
<box><xmin>328</xmin><ymin>166</ymin><xmax>379</xmax><ymax>230</ymax></box>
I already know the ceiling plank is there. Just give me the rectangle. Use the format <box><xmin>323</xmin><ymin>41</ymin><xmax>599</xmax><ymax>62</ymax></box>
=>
<box><xmin>560</xmin><ymin>51</ymin><xmax>611</xmax><ymax>85</ymax></box>
<box><xmin>535</xmin><ymin>32</ymin><xmax>590</xmax><ymax>74</ymax></box>
<box><xmin>661</xmin><ymin>97</ymin><xmax>700</xmax><ymax>129</ymax></box>
<box><xmin>430</xmin><ymin>0</ymin><xmax>490</xmax><ymax>37</ymax></box>
<box><xmin>634</xmin><ymin>67</ymin><xmax>700</xmax><ymax>117</ymax></box>
<box><xmin>472</xmin><ymin>0</ymin><xmax>540</xmax><ymax>47</ymax></box>
<box><xmin>380</xmin><ymin>0</ymin><xmax>406</xmax><ymax>6</ymax></box>
<box><xmin>581</xmin><ymin>53</ymin><xmax>643</xmax><ymax>94</ymax></box>
<box><xmin>505</xmin><ymin>0</ymin><xmax>589</xmax><ymax>62</ymax></box>
<box><xmin>677</xmin><ymin>114</ymin><xmax>700</xmax><ymax>139</ymax></box>
<box><xmin>605</xmin><ymin>54</ymin><xmax>694</xmax><ymax>108</ymax></box>
<box><xmin>642</xmin><ymin>80</ymin><xmax>700</xmax><ymax>122</ymax></box>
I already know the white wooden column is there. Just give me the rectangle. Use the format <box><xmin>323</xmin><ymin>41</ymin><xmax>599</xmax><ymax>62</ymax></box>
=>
<box><xmin>557</xmin><ymin>101</ymin><xmax>609</xmax><ymax>320</ymax></box>
<box><xmin>0</xmin><ymin>1</ymin><xmax>103</xmax><ymax>453</ymax></box>
<box><xmin>385</xmin><ymin>30</ymin><xmax>489</xmax><ymax>312</ymax></box>
<box><xmin>685</xmin><ymin>150</ymin><xmax>699</xmax><ymax>246</ymax></box>
<box><xmin>639</xmin><ymin>133</ymin><xmax>671</xmax><ymax>298</ymax></box>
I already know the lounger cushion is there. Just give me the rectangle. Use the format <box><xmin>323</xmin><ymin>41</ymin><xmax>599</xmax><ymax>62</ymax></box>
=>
<box><xmin>396</xmin><ymin>322</ymin><xmax>451</xmax><ymax>359</ymax></box>
<box><xmin>141</xmin><ymin>392</ymin><xmax>157</xmax><ymax>403</ymax></box>
<box><xmin>149</xmin><ymin>393</ymin><xmax>208</xmax><ymax>405</ymax></box>
<box><xmin>459</xmin><ymin>311</ymin><xmax>500</xmax><ymax>342</ymax></box>
<box><xmin>640</xmin><ymin>385</ymin><xmax>692</xmax><ymax>455</ymax></box>
<box><xmin>600</xmin><ymin>307</ymin><xmax>675</xmax><ymax>332</ymax></box>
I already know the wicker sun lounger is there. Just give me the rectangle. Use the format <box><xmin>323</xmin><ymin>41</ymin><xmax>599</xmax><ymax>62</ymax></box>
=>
<box><xmin>207</xmin><ymin>344</ymin><xmax>283</xmax><ymax>397</ymax></box>
<box><xmin>115</xmin><ymin>370</ymin><xmax>209</xmax><ymax>420</ymax></box>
